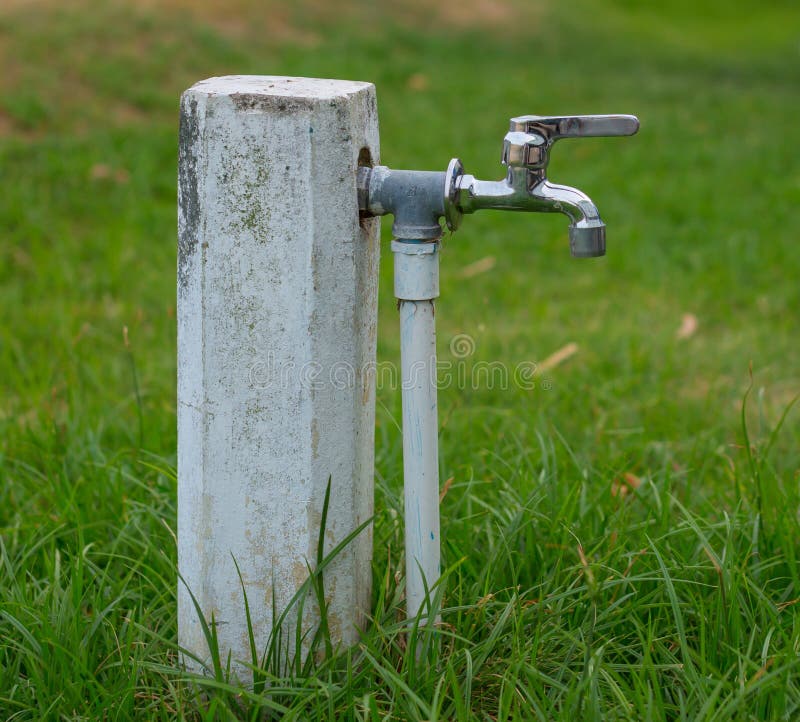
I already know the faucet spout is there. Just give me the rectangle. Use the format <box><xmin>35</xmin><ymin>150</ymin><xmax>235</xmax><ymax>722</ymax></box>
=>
<box><xmin>530</xmin><ymin>179</ymin><xmax>606</xmax><ymax>257</ymax></box>
<box><xmin>453</xmin><ymin>170</ymin><xmax>606</xmax><ymax>257</ymax></box>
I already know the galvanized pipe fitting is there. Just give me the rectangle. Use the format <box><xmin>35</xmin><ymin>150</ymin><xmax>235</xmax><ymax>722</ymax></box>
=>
<box><xmin>357</xmin><ymin>166</ymin><xmax>447</xmax><ymax>241</ymax></box>
<box><xmin>392</xmin><ymin>240</ymin><xmax>439</xmax><ymax>300</ymax></box>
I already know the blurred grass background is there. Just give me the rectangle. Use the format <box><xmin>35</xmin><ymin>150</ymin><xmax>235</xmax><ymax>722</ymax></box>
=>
<box><xmin>1</xmin><ymin>0</ymin><xmax>799</xmax><ymax>718</ymax></box>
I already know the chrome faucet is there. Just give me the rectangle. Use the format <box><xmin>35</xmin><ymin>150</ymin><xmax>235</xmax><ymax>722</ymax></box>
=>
<box><xmin>357</xmin><ymin>113</ymin><xmax>639</xmax><ymax>255</ymax></box>
<box><xmin>445</xmin><ymin>114</ymin><xmax>639</xmax><ymax>256</ymax></box>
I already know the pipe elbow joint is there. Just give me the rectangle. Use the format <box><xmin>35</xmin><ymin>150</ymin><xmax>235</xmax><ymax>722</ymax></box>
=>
<box><xmin>357</xmin><ymin>166</ymin><xmax>446</xmax><ymax>240</ymax></box>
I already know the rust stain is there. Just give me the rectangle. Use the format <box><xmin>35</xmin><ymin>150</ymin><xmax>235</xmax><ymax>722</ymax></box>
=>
<box><xmin>292</xmin><ymin>560</ymin><xmax>309</xmax><ymax>588</ymax></box>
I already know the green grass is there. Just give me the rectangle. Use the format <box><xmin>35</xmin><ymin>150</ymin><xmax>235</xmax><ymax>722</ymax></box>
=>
<box><xmin>1</xmin><ymin>0</ymin><xmax>800</xmax><ymax>718</ymax></box>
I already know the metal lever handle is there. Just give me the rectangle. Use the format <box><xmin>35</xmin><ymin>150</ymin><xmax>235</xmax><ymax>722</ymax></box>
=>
<box><xmin>502</xmin><ymin>114</ymin><xmax>640</xmax><ymax>171</ymax></box>
<box><xmin>509</xmin><ymin>114</ymin><xmax>640</xmax><ymax>140</ymax></box>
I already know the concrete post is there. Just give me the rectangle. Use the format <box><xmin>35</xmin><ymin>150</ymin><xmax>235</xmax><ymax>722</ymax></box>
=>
<box><xmin>177</xmin><ymin>76</ymin><xmax>380</xmax><ymax>676</ymax></box>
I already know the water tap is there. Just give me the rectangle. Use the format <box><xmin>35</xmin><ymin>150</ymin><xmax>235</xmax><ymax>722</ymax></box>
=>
<box><xmin>357</xmin><ymin>113</ymin><xmax>639</xmax><ymax>254</ymax></box>
<box><xmin>446</xmin><ymin>114</ymin><xmax>639</xmax><ymax>256</ymax></box>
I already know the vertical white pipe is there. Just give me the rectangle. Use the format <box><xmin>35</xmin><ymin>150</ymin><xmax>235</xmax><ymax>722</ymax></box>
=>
<box><xmin>177</xmin><ymin>76</ymin><xmax>380</xmax><ymax>677</ymax></box>
<box><xmin>393</xmin><ymin>241</ymin><xmax>441</xmax><ymax>619</ymax></box>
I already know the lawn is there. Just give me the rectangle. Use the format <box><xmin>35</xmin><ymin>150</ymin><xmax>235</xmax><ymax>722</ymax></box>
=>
<box><xmin>1</xmin><ymin>0</ymin><xmax>799</xmax><ymax>718</ymax></box>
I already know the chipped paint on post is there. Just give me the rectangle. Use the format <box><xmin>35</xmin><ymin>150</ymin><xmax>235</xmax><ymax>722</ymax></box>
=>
<box><xmin>177</xmin><ymin>76</ymin><xmax>380</xmax><ymax>677</ymax></box>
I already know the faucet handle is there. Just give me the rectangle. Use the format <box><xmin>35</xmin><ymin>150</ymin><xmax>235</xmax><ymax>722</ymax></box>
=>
<box><xmin>502</xmin><ymin>114</ymin><xmax>639</xmax><ymax>172</ymax></box>
<box><xmin>509</xmin><ymin>114</ymin><xmax>639</xmax><ymax>140</ymax></box>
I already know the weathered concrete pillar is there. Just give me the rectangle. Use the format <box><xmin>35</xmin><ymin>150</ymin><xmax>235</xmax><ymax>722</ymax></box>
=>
<box><xmin>177</xmin><ymin>76</ymin><xmax>380</xmax><ymax>676</ymax></box>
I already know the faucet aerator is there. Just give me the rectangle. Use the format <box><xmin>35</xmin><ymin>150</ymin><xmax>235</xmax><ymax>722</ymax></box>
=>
<box><xmin>569</xmin><ymin>221</ymin><xmax>606</xmax><ymax>258</ymax></box>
